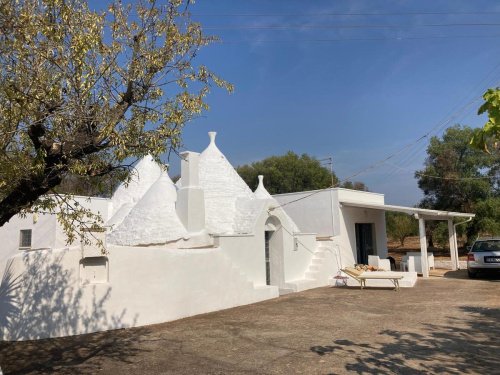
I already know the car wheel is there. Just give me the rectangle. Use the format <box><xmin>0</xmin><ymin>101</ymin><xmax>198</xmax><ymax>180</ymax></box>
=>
<box><xmin>468</xmin><ymin>269</ymin><xmax>477</xmax><ymax>278</ymax></box>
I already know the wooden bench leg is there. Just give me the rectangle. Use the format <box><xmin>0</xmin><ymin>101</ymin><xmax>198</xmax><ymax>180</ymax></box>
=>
<box><xmin>393</xmin><ymin>279</ymin><xmax>400</xmax><ymax>291</ymax></box>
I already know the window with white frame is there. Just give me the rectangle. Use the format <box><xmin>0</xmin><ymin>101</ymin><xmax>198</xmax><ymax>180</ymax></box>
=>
<box><xmin>19</xmin><ymin>229</ymin><xmax>32</xmax><ymax>249</ymax></box>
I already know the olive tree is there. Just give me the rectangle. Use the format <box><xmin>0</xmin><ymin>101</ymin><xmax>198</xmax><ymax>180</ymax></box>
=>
<box><xmin>0</xmin><ymin>0</ymin><xmax>231</xmax><ymax>241</ymax></box>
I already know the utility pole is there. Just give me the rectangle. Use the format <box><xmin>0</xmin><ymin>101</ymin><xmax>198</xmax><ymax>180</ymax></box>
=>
<box><xmin>319</xmin><ymin>157</ymin><xmax>334</xmax><ymax>187</ymax></box>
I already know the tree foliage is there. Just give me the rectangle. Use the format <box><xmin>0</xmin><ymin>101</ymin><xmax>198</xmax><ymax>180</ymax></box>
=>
<box><xmin>237</xmin><ymin>152</ymin><xmax>336</xmax><ymax>194</ymax></box>
<box><xmin>237</xmin><ymin>152</ymin><xmax>368</xmax><ymax>194</ymax></box>
<box><xmin>386</xmin><ymin>212</ymin><xmax>418</xmax><ymax>247</ymax></box>
<box><xmin>339</xmin><ymin>180</ymin><xmax>369</xmax><ymax>192</ymax></box>
<box><xmin>416</xmin><ymin>125</ymin><xmax>500</xmax><ymax>239</ymax></box>
<box><xmin>0</xmin><ymin>0</ymin><xmax>231</xmax><ymax>236</ymax></box>
<box><xmin>471</xmin><ymin>88</ymin><xmax>500</xmax><ymax>153</ymax></box>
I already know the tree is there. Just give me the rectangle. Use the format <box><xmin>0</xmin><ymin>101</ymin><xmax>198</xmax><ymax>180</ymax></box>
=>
<box><xmin>471</xmin><ymin>88</ymin><xmax>500</xmax><ymax>153</ymax></box>
<box><xmin>237</xmin><ymin>152</ymin><xmax>368</xmax><ymax>194</ymax></box>
<box><xmin>237</xmin><ymin>152</ymin><xmax>338</xmax><ymax>194</ymax></box>
<box><xmin>416</xmin><ymin>125</ymin><xmax>500</xmax><ymax>239</ymax></box>
<box><xmin>339</xmin><ymin>180</ymin><xmax>369</xmax><ymax>192</ymax></box>
<box><xmin>0</xmin><ymin>0</ymin><xmax>232</xmax><ymax>233</ymax></box>
<box><xmin>386</xmin><ymin>212</ymin><xmax>418</xmax><ymax>247</ymax></box>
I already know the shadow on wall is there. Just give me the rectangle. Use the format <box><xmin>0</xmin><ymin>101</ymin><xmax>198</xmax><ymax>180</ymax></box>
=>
<box><xmin>0</xmin><ymin>250</ymin><xmax>137</xmax><ymax>341</ymax></box>
<box><xmin>310</xmin><ymin>306</ymin><xmax>500</xmax><ymax>374</ymax></box>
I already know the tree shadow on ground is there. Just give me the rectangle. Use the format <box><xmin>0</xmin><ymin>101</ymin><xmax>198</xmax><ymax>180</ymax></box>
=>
<box><xmin>311</xmin><ymin>306</ymin><xmax>500</xmax><ymax>374</ymax></box>
<box><xmin>0</xmin><ymin>326</ymin><xmax>152</xmax><ymax>374</ymax></box>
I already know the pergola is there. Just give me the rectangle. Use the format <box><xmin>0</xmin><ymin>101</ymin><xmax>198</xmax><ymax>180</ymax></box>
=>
<box><xmin>340</xmin><ymin>200</ymin><xmax>475</xmax><ymax>278</ymax></box>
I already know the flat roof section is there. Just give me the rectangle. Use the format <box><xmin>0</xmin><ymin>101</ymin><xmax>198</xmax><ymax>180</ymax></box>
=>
<box><xmin>340</xmin><ymin>200</ymin><xmax>475</xmax><ymax>220</ymax></box>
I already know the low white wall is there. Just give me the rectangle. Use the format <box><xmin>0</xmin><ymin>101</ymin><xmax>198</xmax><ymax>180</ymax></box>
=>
<box><xmin>0</xmin><ymin>245</ymin><xmax>278</xmax><ymax>341</ymax></box>
<box><xmin>215</xmin><ymin>233</ymin><xmax>266</xmax><ymax>286</ymax></box>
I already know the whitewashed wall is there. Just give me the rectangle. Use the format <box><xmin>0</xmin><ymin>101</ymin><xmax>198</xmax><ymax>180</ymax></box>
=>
<box><xmin>0</xmin><ymin>245</ymin><xmax>279</xmax><ymax>341</ymax></box>
<box><xmin>215</xmin><ymin>233</ymin><xmax>266</xmax><ymax>286</ymax></box>
<box><xmin>273</xmin><ymin>189</ymin><xmax>339</xmax><ymax>237</ymax></box>
<box><xmin>0</xmin><ymin>213</ymin><xmax>57</xmax><ymax>264</ymax></box>
<box><xmin>337</xmin><ymin>205</ymin><xmax>388</xmax><ymax>264</ymax></box>
<box><xmin>274</xmin><ymin>188</ymin><xmax>388</xmax><ymax>266</ymax></box>
<box><xmin>284</xmin><ymin>233</ymin><xmax>316</xmax><ymax>283</ymax></box>
<box><xmin>0</xmin><ymin>196</ymin><xmax>113</xmax><ymax>264</ymax></box>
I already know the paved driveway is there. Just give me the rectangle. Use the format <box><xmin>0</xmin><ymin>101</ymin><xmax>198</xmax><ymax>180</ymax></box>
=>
<box><xmin>1</xmin><ymin>270</ymin><xmax>499</xmax><ymax>374</ymax></box>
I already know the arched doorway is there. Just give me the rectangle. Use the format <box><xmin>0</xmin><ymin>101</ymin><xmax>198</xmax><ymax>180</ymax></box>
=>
<box><xmin>264</xmin><ymin>216</ymin><xmax>284</xmax><ymax>287</ymax></box>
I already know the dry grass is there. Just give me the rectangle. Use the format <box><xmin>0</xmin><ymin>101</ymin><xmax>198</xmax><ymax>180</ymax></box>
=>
<box><xmin>387</xmin><ymin>236</ymin><xmax>468</xmax><ymax>263</ymax></box>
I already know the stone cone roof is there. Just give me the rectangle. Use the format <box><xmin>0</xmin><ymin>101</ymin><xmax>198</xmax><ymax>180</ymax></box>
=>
<box><xmin>108</xmin><ymin>171</ymin><xmax>187</xmax><ymax>246</ymax></box>
<box><xmin>109</xmin><ymin>156</ymin><xmax>163</xmax><ymax>227</ymax></box>
<box><xmin>198</xmin><ymin>132</ymin><xmax>255</xmax><ymax>234</ymax></box>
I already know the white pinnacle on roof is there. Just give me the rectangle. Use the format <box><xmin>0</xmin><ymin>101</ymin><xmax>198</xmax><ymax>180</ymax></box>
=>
<box><xmin>254</xmin><ymin>175</ymin><xmax>300</xmax><ymax>233</ymax></box>
<box><xmin>254</xmin><ymin>175</ymin><xmax>273</xmax><ymax>199</ymax></box>
<box><xmin>108</xmin><ymin>171</ymin><xmax>188</xmax><ymax>246</ymax></box>
<box><xmin>109</xmin><ymin>155</ymin><xmax>163</xmax><ymax>227</ymax></box>
<box><xmin>198</xmin><ymin>131</ymin><xmax>255</xmax><ymax>233</ymax></box>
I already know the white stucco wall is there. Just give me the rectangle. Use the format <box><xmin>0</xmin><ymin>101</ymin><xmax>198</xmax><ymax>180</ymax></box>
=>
<box><xmin>0</xmin><ymin>245</ymin><xmax>279</xmax><ymax>341</ymax></box>
<box><xmin>273</xmin><ymin>188</ymin><xmax>386</xmax><ymax>238</ymax></box>
<box><xmin>273</xmin><ymin>189</ymin><xmax>339</xmax><ymax>237</ymax></box>
<box><xmin>284</xmin><ymin>233</ymin><xmax>316</xmax><ymax>282</ymax></box>
<box><xmin>337</xmin><ymin>206</ymin><xmax>388</xmax><ymax>264</ymax></box>
<box><xmin>336</xmin><ymin>188</ymin><xmax>385</xmax><ymax>205</ymax></box>
<box><xmin>215</xmin><ymin>233</ymin><xmax>267</xmax><ymax>286</ymax></box>
<box><xmin>0</xmin><ymin>213</ymin><xmax>57</xmax><ymax>264</ymax></box>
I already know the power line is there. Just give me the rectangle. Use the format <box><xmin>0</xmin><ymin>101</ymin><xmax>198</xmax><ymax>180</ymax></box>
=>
<box><xmin>218</xmin><ymin>35</ymin><xmax>500</xmax><ymax>43</ymax></box>
<box><xmin>270</xmin><ymin>91</ymin><xmax>493</xmax><ymax>211</ymax></box>
<box><xmin>194</xmin><ymin>11</ymin><xmax>500</xmax><ymax>17</ymax></box>
<box><xmin>204</xmin><ymin>23</ymin><xmax>500</xmax><ymax>30</ymax></box>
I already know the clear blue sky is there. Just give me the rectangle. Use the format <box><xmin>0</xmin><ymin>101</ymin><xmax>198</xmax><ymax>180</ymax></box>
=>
<box><xmin>173</xmin><ymin>0</ymin><xmax>500</xmax><ymax>206</ymax></box>
<box><xmin>98</xmin><ymin>0</ymin><xmax>500</xmax><ymax>206</ymax></box>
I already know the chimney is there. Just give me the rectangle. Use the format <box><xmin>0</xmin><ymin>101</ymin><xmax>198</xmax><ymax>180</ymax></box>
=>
<box><xmin>176</xmin><ymin>151</ymin><xmax>205</xmax><ymax>232</ymax></box>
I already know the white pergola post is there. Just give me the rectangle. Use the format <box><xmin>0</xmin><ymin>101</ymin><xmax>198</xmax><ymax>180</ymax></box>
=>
<box><xmin>448</xmin><ymin>219</ymin><xmax>458</xmax><ymax>271</ymax></box>
<box><xmin>418</xmin><ymin>217</ymin><xmax>430</xmax><ymax>278</ymax></box>
<box><xmin>453</xmin><ymin>226</ymin><xmax>461</xmax><ymax>270</ymax></box>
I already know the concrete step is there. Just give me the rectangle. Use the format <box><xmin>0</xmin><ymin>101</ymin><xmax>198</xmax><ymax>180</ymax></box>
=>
<box><xmin>285</xmin><ymin>278</ymin><xmax>321</xmax><ymax>292</ymax></box>
<box><xmin>305</xmin><ymin>271</ymin><xmax>319</xmax><ymax>279</ymax></box>
<box><xmin>309</xmin><ymin>264</ymin><xmax>321</xmax><ymax>272</ymax></box>
<box><xmin>279</xmin><ymin>288</ymin><xmax>295</xmax><ymax>295</ymax></box>
<box><xmin>252</xmin><ymin>285</ymin><xmax>280</xmax><ymax>301</ymax></box>
<box><xmin>312</xmin><ymin>258</ymin><xmax>324</xmax><ymax>265</ymax></box>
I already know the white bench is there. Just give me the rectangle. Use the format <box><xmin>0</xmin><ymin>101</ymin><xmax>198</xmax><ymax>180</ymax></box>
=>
<box><xmin>342</xmin><ymin>267</ymin><xmax>404</xmax><ymax>291</ymax></box>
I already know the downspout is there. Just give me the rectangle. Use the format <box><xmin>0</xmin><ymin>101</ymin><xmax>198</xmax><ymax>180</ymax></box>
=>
<box><xmin>453</xmin><ymin>217</ymin><xmax>473</xmax><ymax>270</ymax></box>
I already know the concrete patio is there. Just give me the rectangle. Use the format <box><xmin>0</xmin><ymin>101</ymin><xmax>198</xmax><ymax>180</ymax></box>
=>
<box><xmin>1</xmin><ymin>270</ymin><xmax>499</xmax><ymax>374</ymax></box>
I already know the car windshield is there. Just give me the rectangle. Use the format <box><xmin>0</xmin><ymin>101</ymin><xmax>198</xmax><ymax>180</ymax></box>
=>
<box><xmin>472</xmin><ymin>240</ymin><xmax>500</xmax><ymax>252</ymax></box>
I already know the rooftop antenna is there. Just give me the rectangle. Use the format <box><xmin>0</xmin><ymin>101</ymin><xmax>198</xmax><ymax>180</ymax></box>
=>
<box><xmin>319</xmin><ymin>156</ymin><xmax>334</xmax><ymax>187</ymax></box>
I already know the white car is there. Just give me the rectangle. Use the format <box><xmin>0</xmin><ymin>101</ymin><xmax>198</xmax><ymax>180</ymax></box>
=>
<box><xmin>467</xmin><ymin>238</ymin><xmax>500</xmax><ymax>278</ymax></box>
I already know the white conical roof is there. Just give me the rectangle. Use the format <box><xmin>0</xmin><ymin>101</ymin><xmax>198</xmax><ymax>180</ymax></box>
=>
<box><xmin>198</xmin><ymin>132</ymin><xmax>255</xmax><ymax>233</ymax></box>
<box><xmin>107</xmin><ymin>171</ymin><xmax>188</xmax><ymax>246</ymax></box>
<box><xmin>109</xmin><ymin>156</ymin><xmax>163</xmax><ymax>227</ymax></box>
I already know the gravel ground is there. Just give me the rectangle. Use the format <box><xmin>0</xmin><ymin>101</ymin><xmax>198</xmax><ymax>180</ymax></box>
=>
<box><xmin>1</xmin><ymin>270</ymin><xmax>499</xmax><ymax>375</ymax></box>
